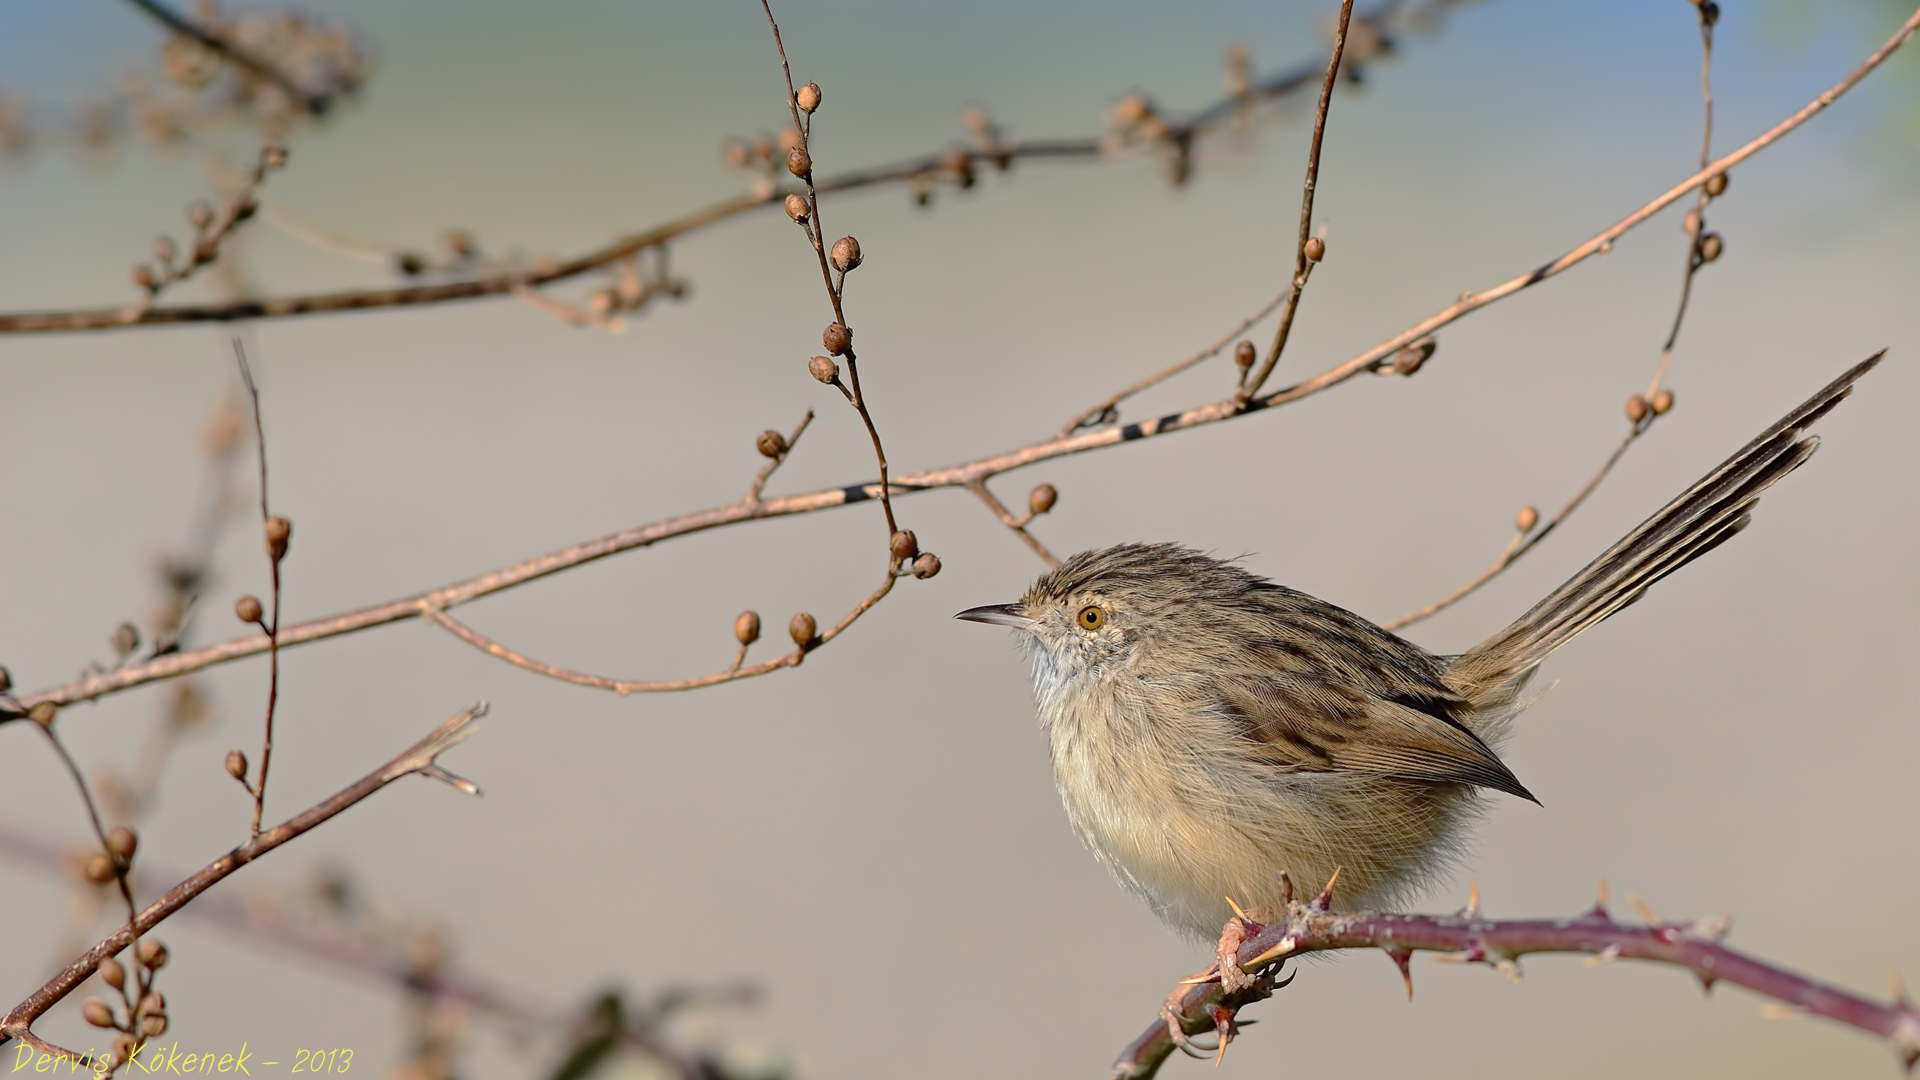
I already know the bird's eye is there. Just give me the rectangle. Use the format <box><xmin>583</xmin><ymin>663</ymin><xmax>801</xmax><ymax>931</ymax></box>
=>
<box><xmin>1076</xmin><ymin>605</ymin><xmax>1105</xmax><ymax>630</ymax></box>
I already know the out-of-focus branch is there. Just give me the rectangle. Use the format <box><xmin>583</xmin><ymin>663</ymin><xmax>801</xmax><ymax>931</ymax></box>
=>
<box><xmin>0</xmin><ymin>1</ymin><xmax>1439</xmax><ymax>335</ymax></box>
<box><xmin>0</xmin><ymin>705</ymin><xmax>485</xmax><ymax>1063</ymax></box>
<box><xmin>1115</xmin><ymin>880</ymin><xmax>1920</xmax><ymax>1078</ymax></box>
<box><xmin>121</xmin><ymin>0</ymin><xmax>335</xmax><ymax>116</ymax></box>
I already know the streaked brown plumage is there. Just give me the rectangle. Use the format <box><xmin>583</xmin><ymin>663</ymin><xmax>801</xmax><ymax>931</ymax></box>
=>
<box><xmin>958</xmin><ymin>354</ymin><xmax>1881</xmax><ymax>940</ymax></box>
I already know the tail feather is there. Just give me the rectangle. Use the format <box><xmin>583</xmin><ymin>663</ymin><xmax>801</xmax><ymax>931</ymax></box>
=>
<box><xmin>1447</xmin><ymin>351</ymin><xmax>1883</xmax><ymax>703</ymax></box>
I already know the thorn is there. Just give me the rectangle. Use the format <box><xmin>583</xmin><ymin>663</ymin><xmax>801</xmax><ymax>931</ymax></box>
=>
<box><xmin>1277</xmin><ymin>871</ymin><xmax>1295</xmax><ymax>906</ymax></box>
<box><xmin>1697</xmin><ymin>971</ymin><xmax>1718</xmax><ymax>996</ymax></box>
<box><xmin>1688</xmin><ymin>912</ymin><xmax>1734</xmax><ymax>942</ymax></box>
<box><xmin>1891</xmin><ymin>966</ymin><xmax>1912</xmax><ymax>1008</ymax></box>
<box><xmin>1495</xmin><ymin>958</ymin><xmax>1523</xmax><ymax>985</ymax></box>
<box><xmin>1242</xmin><ymin>936</ymin><xmax>1296</xmax><ymax>971</ymax></box>
<box><xmin>1627</xmin><ymin>892</ymin><xmax>1660</xmax><ymax>926</ymax></box>
<box><xmin>1225</xmin><ymin>895</ymin><xmax>1248</xmax><ymax>921</ymax></box>
<box><xmin>1586</xmin><ymin>878</ymin><xmax>1613</xmax><ymax>922</ymax></box>
<box><xmin>1207</xmin><ymin>1004</ymin><xmax>1236</xmax><ymax>1067</ymax></box>
<box><xmin>1597</xmin><ymin>877</ymin><xmax>1609</xmax><ymax>905</ymax></box>
<box><xmin>1467</xmin><ymin>879</ymin><xmax>1481</xmax><ymax>917</ymax></box>
<box><xmin>1760</xmin><ymin>1004</ymin><xmax>1808</xmax><ymax>1021</ymax></box>
<box><xmin>1312</xmin><ymin>867</ymin><xmax>1341</xmax><ymax>911</ymax></box>
<box><xmin>1583</xmin><ymin>944</ymin><xmax>1621</xmax><ymax>967</ymax></box>
<box><xmin>1383</xmin><ymin>947</ymin><xmax>1414</xmax><ymax>1000</ymax></box>
<box><xmin>1179</xmin><ymin>967</ymin><xmax>1221</xmax><ymax>986</ymax></box>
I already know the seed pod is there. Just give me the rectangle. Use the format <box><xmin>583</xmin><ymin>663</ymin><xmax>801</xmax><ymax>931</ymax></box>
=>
<box><xmin>0</xmin><ymin>665</ymin><xmax>11</xmax><ymax>693</ymax></box>
<box><xmin>808</xmin><ymin>355</ymin><xmax>839</xmax><ymax>384</ymax></box>
<box><xmin>1698</xmin><ymin>0</ymin><xmax>1719</xmax><ymax>27</ymax></box>
<box><xmin>1303</xmin><ymin>236</ymin><xmax>1326</xmax><ymax>263</ymax></box>
<box><xmin>829</xmin><ymin>235</ymin><xmax>863</xmax><ymax>272</ymax></box>
<box><xmin>784</xmin><ymin>193</ymin><xmax>809</xmax><ymax>223</ymax></box>
<box><xmin>912</xmin><ymin>553</ymin><xmax>942</xmax><ymax>580</ymax></box>
<box><xmin>733</xmin><ymin>611</ymin><xmax>761</xmax><ymax>646</ymax></box>
<box><xmin>822</xmin><ymin>322</ymin><xmax>852</xmax><ymax>356</ymax></box>
<box><xmin>28</xmin><ymin>701</ymin><xmax>56</xmax><ymax>727</ymax></box>
<box><xmin>107</xmin><ymin>827</ymin><xmax>138</xmax><ymax>863</ymax></box>
<box><xmin>132</xmin><ymin>265</ymin><xmax>156</xmax><ymax>290</ymax></box>
<box><xmin>235</xmin><ymin>595</ymin><xmax>264</xmax><ymax>624</ymax></box>
<box><xmin>111</xmin><ymin>622</ymin><xmax>141</xmax><ymax>659</ymax></box>
<box><xmin>756</xmin><ymin>429</ymin><xmax>788</xmax><ymax>458</ymax></box>
<box><xmin>1391</xmin><ymin>335</ymin><xmax>1437</xmax><ymax>377</ymax></box>
<box><xmin>84</xmin><ymin>853</ymin><xmax>116</xmax><ymax>886</ymax></box>
<box><xmin>264</xmin><ymin>516</ymin><xmax>292</xmax><ymax>560</ymax></box>
<box><xmin>788</xmin><ymin>612</ymin><xmax>817</xmax><ymax>647</ymax></box>
<box><xmin>1651</xmin><ymin>388</ymin><xmax>1675</xmax><ymax>415</ymax></box>
<box><xmin>1625</xmin><ymin>395</ymin><xmax>1650</xmax><ymax>423</ymax></box>
<box><xmin>1028</xmin><ymin>483</ymin><xmax>1057</xmax><ymax>516</ymax></box>
<box><xmin>140</xmin><ymin>1010</ymin><xmax>168</xmax><ymax>1039</ymax></box>
<box><xmin>1697</xmin><ymin>233</ymin><xmax>1723</xmax><ymax>263</ymax></box>
<box><xmin>1233</xmin><ymin>340</ymin><xmax>1255</xmax><ymax>372</ymax></box>
<box><xmin>137</xmin><ymin>939</ymin><xmax>169</xmax><ymax>971</ymax></box>
<box><xmin>797</xmin><ymin>81</ymin><xmax>822</xmax><ymax>113</ymax></box>
<box><xmin>100</xmin><ymin>957</ymin><xmax>126</xmax><ymax>991</ymax></box>
<box><xmin>83</xmin><ymin>997</ymin><xmax>116</xmax><ymax>1029</ymax></box>
<box><xmin>1704</xmin><ymin>171</ymin><xmax>1728</xmax><ymax>197</ymax></box>
<box><xmin>225</xmin><ymin>749</ymin><xmax>249</xmax><ymax>780</ymax></box>
<box><xmin>1516</xmin><ymin>505</ymin><xmax>1539</xmax><ymax>533</ymax></box>
<box><xmin>889</xmin><ymin>530</ymin><xmax>919</xmax><ymax>560</ymax></box>
<box><xmin>786</xmin><ymin>146</ymin><xmax>811</xmax><ymax>178</ymax></box>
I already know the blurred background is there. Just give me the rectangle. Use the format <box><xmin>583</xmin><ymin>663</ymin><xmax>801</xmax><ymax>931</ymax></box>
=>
<box><xmin>1</xmin><ymin>1</ymin><xmax>1916</xmax><ymax>1077</ymax></box>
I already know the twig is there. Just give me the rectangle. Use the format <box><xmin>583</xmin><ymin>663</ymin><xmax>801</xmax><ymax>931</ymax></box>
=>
<box><xmin>1383</xmin><ymin>2</ymin><xmax>1722</xmax><ymax>632</ymax></box>
<box><xmin>1114</xmin><ymin>882</ymin><xmax>1920</xmax><ymax>1078</ymax></box>
<box><xmin>14</xmin><ymin>7</ymin><xmax>1920</xmax><ymax>715</ymax></box>
<box><xmin>966</xmin><ymin>481</ymin><xmax>1059</xmax><ymax>567</ymax></box>
<box><xmin>1237</xmin><ymin>0</ymin><xmax>1355</xmax><ymax>405</ymax></box>
<box><xmin>125</xmin><ymin>144</ymin><xmax>285</xmax><ymax>316</ymax></box>
<box><xmin>0</xmin><ymin>705</ymin><xmax>485</xmax><ymax>1061</ymax></box>
<box><xmin>234</xmin><ymin>342</ymin><xmax>283</xmax><ymax>841</ymax></box>
<box><xmin>0</xmin><ymin>2</ymin><xmax>1442</xmax><ymax>336</ymax></box>
<box><xmin>745</xmin><ymin>410</ymin><xmax>814</xmax><ymax>504</ymax></box>
<box><xmin>119</xmin><ymin>0</ymin><xmax>333</xmax><ymax>116</ymax></box>
<box><xmin>424</xmin><ymin>566</ymin><xmax>897</xmax><ymax>695</ymax></box>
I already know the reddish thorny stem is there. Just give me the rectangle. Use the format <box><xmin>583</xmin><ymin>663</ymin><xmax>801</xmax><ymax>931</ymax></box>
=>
<box><xmin>1115</xmin><ymin>890</ymin><xmax>1920</xmax><ymax>1078</ymax></box>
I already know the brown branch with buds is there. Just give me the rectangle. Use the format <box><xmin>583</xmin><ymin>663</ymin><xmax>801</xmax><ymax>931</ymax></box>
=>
<box><xmin>125</xmin><ymin>144</ymin><xmax>285</xmax><ymax>317</ymax></box>
<box><xmin>0</xmin><ymin>705</ymin><xmax>483</xmax><ymax>1071</ymax></box>
<box><xmin>1383</xmin><ymin>0</ymin><xmax>1722</xmax><ymax>632</ymax></box>
<box><xmin>1235</xmin><ymin>0</ymin><xmax>1352</xmax><ymax>406</ymax></box>
<box><xmin>1115</xmin><ymin>876</ymin><xmax>1920</xmax><ymax>1078</ymax></box>
<box><xmin>0</xmin><ymin>2</ymin><xmax>1447</xmax><ymax>335</ymax></box>
<box><xmin>121</xmin><ymin>0</ymin><xmax>337</xmax><ymax>117</ymax></box>
<box><xmin>227</xmin><ymin>342</ymin><xmax>292</xmax><ymax>839</ymax></box>
<box><xmin>8</xmin><ymin>6</ymin><xmax>1915</xmax><ymax>722</ymax></box>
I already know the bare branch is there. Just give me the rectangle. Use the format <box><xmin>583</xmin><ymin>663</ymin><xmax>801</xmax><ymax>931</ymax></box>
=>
<box><xmin>120</xmin><ymin>0</ymin><xmax>334</xmax><ymax>116</ymax></box>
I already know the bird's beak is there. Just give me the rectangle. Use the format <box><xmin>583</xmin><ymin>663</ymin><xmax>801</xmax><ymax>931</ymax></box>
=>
<box><xmin>954</xmin><ymin>603</ymin><xmax>1036</xmax><ymax>628</ymax></box>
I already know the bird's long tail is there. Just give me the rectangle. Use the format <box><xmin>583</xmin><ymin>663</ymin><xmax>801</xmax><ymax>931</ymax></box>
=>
<box><xmin>1446</xmin><ymin>351</ymin><xmax>1883</xmax><ymax>708</ymax></box>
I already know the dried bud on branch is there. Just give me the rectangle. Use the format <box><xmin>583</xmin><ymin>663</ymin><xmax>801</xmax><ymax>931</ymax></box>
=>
<box><xmin>110</xmin><ymin>621</ymin><xmax>141</xmax><ymax>660</ymax></box>
<box><xmin>784</xmin><ymin>193</ymin><xmax>809</xmax><ymax>223</ymax></box>
<box><xmin>1704</xmin><ymin>171</ymin><xmax>1728</xmax><ymax>197</ymax></box>
<box><xmin>1303</xmin><ymin>236</ymin><xmax>1326</xmax><ymax>263</ymax></box>
<box><xmin>83</xmin><ymin>853</ymin><xmax>116</xmax><ymax>886</ymax></box>
<box><xmin>829</xmin><ymin>235</ymin><xmax>863</xmax><ymax>272</ymax></box>
<box><xmin>264</xmin><ymin>516</ymin><xmax>293</xmax><ymax>560</ymax></box>
<box><xmin>912</xmin><ymin>553</ymin><xmax>942</xmax><ymax>579</ymax></box>
<box><xmin>788</xmin><ymin>612</ymin><xmax>818</xmax><ymax>647</ymax></box>
<box><xmin>1029</xmin><ymin>483</ymin><xmax>1058</xmax><ymax>515</ymax></box>
<box><xmin>1626</xmin><ymin>395</ymin><xmax>1650</xmax><ymax>423</ymax></box>
<box><xmin>1697</xmin><ymin>233</ymin><xmax>1723</xmax><ymax>263</ymax></box>
<box><xmin>137</xmin><ymin>939</ymin><xmax>169</xmax><ymax>971</ymax></box>
<box><xmin>808</xmin><ymin>355</ymin><xmax>839</xmax><ymax>384</ymax></box>
<box><xmin>235</xmin><ymin>595</ymin><xmax>264</xmax><ymax>624</ymax></box>
<box><xmin>1387</xmin><ymin>336</ymin><xmax>1436</xmax><ymax>377</ymax></box>
<box><xmin>107</xmin><ymin>827</ymin><xmax>138</xmax><ymax>863</ymax></box>
<box><xmin>890</xmin><ymin>530</ymin><xmax>919</xmax><ymax>560</ymax></box>
<box><xmin>797</xmin><ymin>81</ymin><xmax>822</xmax><ymax>113</ymax></box>
<box><xmin>822</xmin><ymin>322</ymin><xmax>852</xmax><ymax>356</ymax></box>
<box><xmin>1516</xmin><ymin>505</ymin><xmax>1540</xmax><ymax>533</ymax></box>
<box><xmin>225</xmin><ymin>749</ymin><xmax>249</xmax><ymax>780</ymax></box>
<box><xmin>1651</xmin><ymin>388</ymin><xmax>1675</xmax><ymax>415</ymax></box>
<box><xmin>136</xmin><ymin>991</ymin><xmax>167</xmax><ymax>1037</ymax></box>
<box><xmin>99</xmin><ymin>957</ymin><xmax>125</xmax><ymax>991</ymax></box>
<box><xmin>786</xmin><ymin>146</ymin><xmax>811</xmax><ymax>178</ymax></box>
<box><xmin>82</xmin><ymin>998</ymin><xmax>116</xmax><ymax>1029</ymax></box>
<box><xmin>734</xmin><ymin>611</ymin><xmax>761</xmax><ymax>646</ymax></box>
<box><xmin>756</xmin><ymin>429</ymin><xmax>788</xmax><ymax>458</ymax></box>
<box><xmin>28</xmin><ymin>701</ymin><xmax>56</xmax><ymax>728</ymax></box>
<box><xmin>1234</xmin><ymin>340</ymin><xmax>1256</xmax><ymax>374</ymax></box>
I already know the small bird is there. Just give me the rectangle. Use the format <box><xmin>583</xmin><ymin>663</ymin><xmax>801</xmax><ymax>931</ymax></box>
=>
<box><xmin>957</xmin><ymin>354</ymin><xmax>1880</xmax><ymax>943</ymax></box>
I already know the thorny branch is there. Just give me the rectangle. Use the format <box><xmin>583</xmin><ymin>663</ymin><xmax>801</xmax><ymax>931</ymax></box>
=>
<box><xmin>1114</xmin><ymin>878</ymin><xmax>1920</xmax><ymax>1078</ymax></box>
<box><xmin>9</xmin><ymin>0</ymin><xmax>1914</xmax><ymax>719</ymax></box>
<box><xmin>1235</xmin><ymin>0</ymin><xmax>1353</xmax><ymax>406</ymax></box>
<box><xmin>0</xmin><ymin>705</ymin><xmax>484</xmax><ymax>1067</ymax></box>
<box><xmin>0</xmin><ymin>1</ymin><xmax>1437</xmax><ymax>335</ymax></box>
